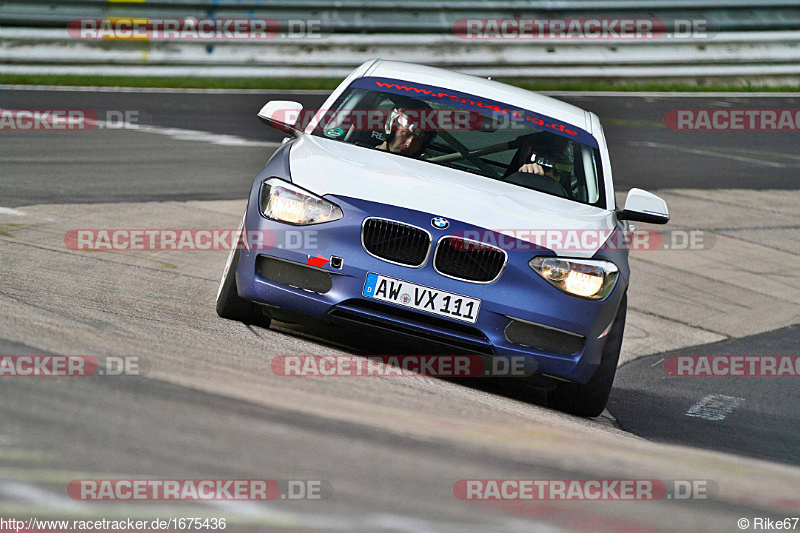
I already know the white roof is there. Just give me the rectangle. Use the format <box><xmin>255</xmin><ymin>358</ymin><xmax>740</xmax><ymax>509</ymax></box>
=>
<box><xmin>364</xmin><ymin>59</ymin><xmax>591</xmax><ymax>133</ymax></box>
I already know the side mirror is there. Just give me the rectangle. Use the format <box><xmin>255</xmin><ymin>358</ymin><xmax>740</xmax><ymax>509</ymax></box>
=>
<box><xmin>616</xmin><ymin>188</ymin><xmax>669</xmax><ymax>224</ymax></box>
<box><xmin>257</xmin><ymin>101</ymin><xmax>304</xmax><ymax>136</ymax></box>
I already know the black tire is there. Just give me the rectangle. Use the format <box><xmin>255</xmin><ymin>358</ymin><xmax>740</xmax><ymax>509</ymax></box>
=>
<box><xmin>547</xmin><ymin>293</ymin><xmax>627</xmax><ymax>417</ymax></box>
<box><xmin>216</xmin><ymin>248</ymin><xmax>271</xmax><ymax>328</ymax></box>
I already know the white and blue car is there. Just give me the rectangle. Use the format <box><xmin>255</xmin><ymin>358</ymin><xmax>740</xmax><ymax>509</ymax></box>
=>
<box><xmin>216</xmin><ymin>59</ymin><xmax>669</xmax><ymax>416</ymax></box>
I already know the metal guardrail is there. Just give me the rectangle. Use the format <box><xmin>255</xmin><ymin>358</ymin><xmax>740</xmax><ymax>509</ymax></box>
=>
<box><xmin>2</xmin><ymin>1</ymin><xmax>800</xmax><ymax>32</ymax></box>
<box><xmin>2</xmin><ymin>28</ymin><xmax>800</xmax><ymax>80</ymax></box>
<box><xmin>1</xmin><ymin>1</ymin><xmax>799</xmax><ymax>80</ymax></box>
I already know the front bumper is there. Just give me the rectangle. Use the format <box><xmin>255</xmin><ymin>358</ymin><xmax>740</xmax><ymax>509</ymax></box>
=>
<box><xmin>235</xmin><ymin>194</ymin><xmax>626</xmax><ymax>384</ymax></box>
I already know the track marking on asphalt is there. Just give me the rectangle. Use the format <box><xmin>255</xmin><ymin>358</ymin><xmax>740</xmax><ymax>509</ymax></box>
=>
<box><xmin>0</xmin><ymin>482</ymin><xmax>83</xmax><ymax>510</ymax></box>
<box><xmin>629</xmin><ymin>141</ymin><xmax>788</xmax><ymax>168</ymax></box>
<box><xmin>0</xmin><ymin>459</ymin><xmax>536</xmax><ymax>531</ymax></box>
<box><xmin>95</xmin><ymin>121</ymin><xmax>282</xmax><ymax>148</ymax></box>
<box><xmin>0</xmin><ymin>467</ymin><xmax>127</xmax><ymax>484</ymax></box>
<box><xmin>0</xmin><ymin>481</ymin><xmax>271</xmax><ymax>519</ymax></box>
<box><xmin>0</xmin><ymin>482</ymin><xmax>547</xmax><ymax>532</ymax></box>
<box><xmin>0</xmin><ymin>449</ymin><xmax>541</xmax><ymax>531</ymax></box>
<box><xmin>0</xmin><ymin>208</ymin><xmax>27</xmax><ymax>216</ymax></box>
<box><xmin>0</xmin><ymin>449</ymin><xmax>48</xmax><ymax>463</ymax></box>
<box><xmin>721</xmin><ymin>147</ymin><xmax>800</xmax><ymax>162</ymax></box>
<box><xmin>685</xmin><ymin>394</ymin><xmax>745</xmax><ymax>421</ymax></box>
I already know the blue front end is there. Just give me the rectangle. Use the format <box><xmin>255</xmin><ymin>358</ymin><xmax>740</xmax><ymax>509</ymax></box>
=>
<box><xmin>234</xmin><ymin>143</ymin><xmax>629</xmax><ymax>385</ymax></box>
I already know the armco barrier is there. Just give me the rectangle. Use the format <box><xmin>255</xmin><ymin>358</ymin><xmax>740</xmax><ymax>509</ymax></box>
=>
<box><xmin>1</xmin><ymin>1</ymin><xmax>799</xmax><ymax>80</ymax></box>
<box><xmin>2</xmin><ymin>28</ymin><xmax>800</xmax><ymax>81</ymax></box>
<box><xmin>2</xmin><ymin>0</ymin><xmax>800</xmax><ymax>32</ymax></box>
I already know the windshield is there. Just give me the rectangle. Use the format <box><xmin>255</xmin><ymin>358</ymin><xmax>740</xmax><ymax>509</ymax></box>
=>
<box><xmin>310</xmin><ymin>76</ymin><xmax>605</xmax><ymax>207</ymax></box>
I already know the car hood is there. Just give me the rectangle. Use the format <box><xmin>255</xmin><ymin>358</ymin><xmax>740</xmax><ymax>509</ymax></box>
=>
<box><xmin>289</xmin><ymin>135</ymin><xmax>615</xmax><ymax>258</ymax></box>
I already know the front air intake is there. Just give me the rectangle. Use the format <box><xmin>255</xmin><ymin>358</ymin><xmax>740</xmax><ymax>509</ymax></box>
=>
<box><xmin>256</xmin><ymin>255</ymin><xmax>333</xmax><ymax>294</ymax></box>
<box><xmin>505</xmin><ymin>319</ymin><xmax>585</xmax><ymax>355</ymax></box>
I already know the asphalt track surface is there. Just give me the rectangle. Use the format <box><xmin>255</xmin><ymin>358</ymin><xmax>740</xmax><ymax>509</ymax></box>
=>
<box><xmin>1</xmin><ymin>88</ymin><xmax>799</xmax><ymax>206</ymax></box>
<box><xmin>610</xmin><ymin>324</ymin><xmax>800</xmax><ymax>467</ymax></box>
<box><xmin>1</xmin><ymin>86</ymin><xmax>799</xmax><ymax>532</ymax></box>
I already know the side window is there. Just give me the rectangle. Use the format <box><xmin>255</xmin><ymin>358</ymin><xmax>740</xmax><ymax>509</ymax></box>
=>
<box><xmin>583</xmin><ymin>146</ymin><xmax>601</xmax><ymax>204</ymax></box>
<box><xmin>570</xmin><ymin>142</ymin><xmax>588</xmax><ymax>203</ymax></box>
<box><xmin>317</xmin><ymin>89</ymin><xmax>366</xmax><ymax>131</ymax></box>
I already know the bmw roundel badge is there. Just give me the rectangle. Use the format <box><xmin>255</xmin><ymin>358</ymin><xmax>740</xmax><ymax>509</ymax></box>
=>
<box><xmin>431</xmin><ymin>217</ymin><xmax>450</xmax><ymax>230</ymax></box>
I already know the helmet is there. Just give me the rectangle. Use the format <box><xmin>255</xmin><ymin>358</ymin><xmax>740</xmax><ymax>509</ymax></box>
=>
<box><xmin>520</xmin><ymin>133</ymin><xmax>574</xmax><ymax>175</ymax></box>
<box><xmin>383</xmin><ymin>98</ymin><xmax>437</xmax><ymax>153</ymax></box>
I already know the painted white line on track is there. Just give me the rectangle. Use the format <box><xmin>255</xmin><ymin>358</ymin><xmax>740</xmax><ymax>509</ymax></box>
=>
<box><xmin>95</xmin><ymin>121</ymin><xmax>281</xmax><ymax>148</ymax></box>
<box><xmin>686</xmin><ymin>394</ymin><xmax>745</xmax><ymax>421</ymax></box>
<box><xmin>0</xmin><ymin>481</ymin><xmax>84</xmax><ymax>510</ymax></box>
<box><xmin>204</xmin><ymin>499</ymin><xmax>285</xmax><ymax>517</ymax></box>
<box><xmin>0</xmin><ymin>207</ymin><xmax>28</xmax><ymax>216</ymax></box>
<box><xmin>0</xmin><ymin>482</ymin><xmax>551</xmax><ymax>532</ymax></box>
<box><xmin>629</xmin><ymin>141</ymin><xmax>787</xmax><ymax>168</ymax></box>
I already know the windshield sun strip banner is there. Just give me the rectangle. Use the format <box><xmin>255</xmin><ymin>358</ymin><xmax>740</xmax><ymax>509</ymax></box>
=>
<box><xmin>349</xmin><ymin>76</ymin><xmax>598</xmax><ymax>148</ymax></box>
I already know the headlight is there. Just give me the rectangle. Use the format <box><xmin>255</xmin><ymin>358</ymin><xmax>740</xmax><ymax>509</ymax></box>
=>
<box><xmin>259</xmin><ymin>178</ymin><xmax>343</xmax><ymax>225</ymax></box>
<box><xmin>529</xmin><ymin>257</ymin><xmax>619</xmax><ymax>300</ymax></box>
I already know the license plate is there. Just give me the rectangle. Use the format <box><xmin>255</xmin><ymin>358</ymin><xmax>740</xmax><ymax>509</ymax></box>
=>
<box><xmin>362</xmin><ymin>272</ymin><xmax>481</xmax><ymax>324</ymax></box>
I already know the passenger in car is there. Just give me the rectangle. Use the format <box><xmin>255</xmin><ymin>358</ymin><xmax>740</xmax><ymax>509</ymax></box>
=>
<box><xmin>515</xmin><ymin>134</ymin><xmax>573</xmax><ymax>181</ymax></box>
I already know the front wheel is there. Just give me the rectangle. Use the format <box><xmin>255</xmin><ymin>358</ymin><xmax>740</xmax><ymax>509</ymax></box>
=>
<box><xmin>216</xmin><ymin>247</ymin><xmax>271</xmax><ymax>328</ymax></box>
<box><xmin>547</xmin><ymin>293</ymin><xmax>627</xmax><ymax>417</ymax></box>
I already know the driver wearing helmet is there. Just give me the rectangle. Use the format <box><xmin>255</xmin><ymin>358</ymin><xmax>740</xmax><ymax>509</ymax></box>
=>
<box><xmin>517</xmin><ymin>134</ymin><xmax>573</xmax><ymax>182</ymax></box>
<box><xmin>377</xmin><ymin>101</ymin><xmax>437</xmax><ymax>157</ymax></box>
